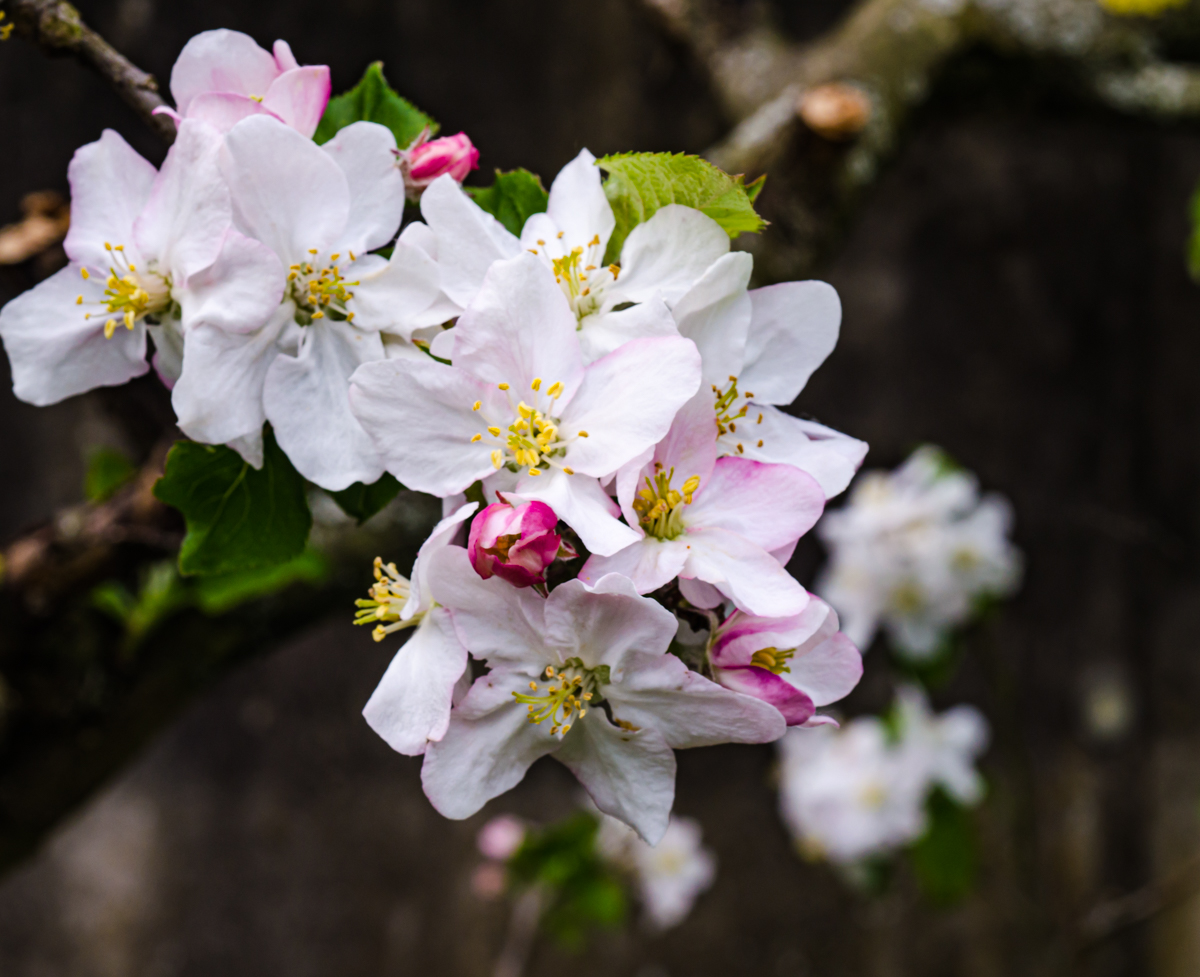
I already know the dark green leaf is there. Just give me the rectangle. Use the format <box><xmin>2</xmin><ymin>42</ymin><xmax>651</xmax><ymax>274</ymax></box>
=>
<box><xmin>153</xmin><ymin>430</ymin><xmax>312</xmax><ymax>577</ymax></box>
<box><xmin>597</xmin><ymin>152</ymin><xmax>767</xmax><ymax>263</ymax></box>
<box><xmin>84</xmin><ymin>446</ymin><xmax>136</xmax><ymax>503</ymax></box>
<box><xmin>466</xmin><ymin>169</ymin><xmax>549</xmax><ymax>237</ymax></box>
<box><xmin>314</xmin><ymin>61</ymin><xmax>437</xmax><ymax>149</ymax></box>
<box><xmin>909</xmin><ymin>788</ymin><xmax>977</xmax><ymax>906</ymax></box>
<box><xmin>193</xmin><ymin>547</ymin><xmax>328</xmax><ymax>614</ymax></box>
<box><xmin>328</xmin><ymin>473</ymin><xmax>403</xmax><ymax>525</ymax></box>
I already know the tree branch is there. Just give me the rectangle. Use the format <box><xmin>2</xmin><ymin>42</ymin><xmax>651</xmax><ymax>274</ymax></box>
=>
<box><xmin>0</xmin><ymin>0</ymin><xmax>175</xmax><ymax>142</ymax></box>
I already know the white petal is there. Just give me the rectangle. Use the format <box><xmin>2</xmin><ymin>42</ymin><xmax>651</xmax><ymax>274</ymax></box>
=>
<box><xmin>349</xmin><ymin>357</ymin><xmax>505</xmax><ymax>496</ymax></box>
<box><xmin>408</xmin><ymin>504</ymin><xmax>478</xmax><ymax>615</ymax></box>
<box><xmin>178</xmin><ymin>229</ymin><xmax>285</xmax><ymax>335</ymax></box>
<box><xmin>786</xmin><ymin>631</ymin><xmax>863</xmax><ymax>707</ymax></box>
<box><xmin>451</xmin><ymin>252</ymin><xmax>584</xmax><ymax>396</ymax></box>
<box><xmin>677</xmin><ymin>578</ymin><xmax>724</xmax><ymax>609</ymax></box>
<box><xmin>511</xmin><ymin>470</ymin><xmax>639</xmax><ymax>557</ymax></box>
<box><xmin>672</xmin><ymin>252</ymin><xmax>752</xmax><ymax>384</ymax></box>
<box><xmin>579</xmin><ymin>537</ymin><xmax>688</xmax><ymax>594</ymax></box>
<box><xmin>420</xmin><ymin>175</ymin><xmax>521</xmax><ymax>308</ymax></box>
<box><xmin>363</xmin><ymin>608</ymin><xmax>469</xmax><ymax>755</ymax></box>
<box><xmin>147</xmin><ymin>321</ymin><xmax>183</xmax><ymax>388</ymax></box>
<box><xmin>649</xmin><ymin>388</ymin><xmax>719</xmax><ymax>487</ymax></box>
<box><xmin>682</xmin><ymin>527</ymin><xmax>809</xmax><ymax>617</ymax></box>
<box><xmin>227</xmin><ymin>429</ymin><xmax>264</xmax><ymax>468</ymax></box>
<box><xmin>543</xmin><ymin>575</ymin><xmax>678</xmax><ymax>666</ymax></box>
<box><xmin>0</xmin><ymin>266</ymin><xmax>147</xmax><ymax>405</ymax></box>
<box><xmin>262</xmin><ymin>65</ymin><xmax>331</xmax><ymax>139</ymax></box>
<box><xmin>560</xmin><ymin>335</ymin><xmax>701</xmax><ymax>478</ymax></box>
<box><xmin>556</xmin><ymin>714</ymin><xmax>676</xmax><ymax>845</ymax></box>
<box><xmin>519</xmin><ymin>212</ymin><xmax>565</xmax><ymax>259</ymax></box>
<box><xmin>577</xmin><ymin>297</ymin><xmax>678</xmax><ymax>365</ymax></box>
<box><xmin>545</xmin><ymin>149</ymin><xmax>614</xmax><ymax>255</ymax></box>
<box><xmin>222</xmin><ymin>115</ymin><xmax>349</xmax><ymax>261</ymax></box>
<box><xmin>740</xmin><ymin>280</ymin><xmax>841</xmax><ymax>406</ymax></box>
<box><xmin>348</xmin><ymin>240</ymin><xmax>440</xmax><ymax>338</ymax></box>
<box><xmin>320</xmin><ymin>121</ymin><xmax>405</xmax><ymax>253</ymax></box>
<box><xmin>264</xmin><ymin>319</ymin><xmax>385</xmax><ymax>490</ymax></box>
<box><xmin>732</xmin><ymin>407</ymin><xmax>867</xmax><ymax>499</ymax></box>
<box><xmin>169</xmin><ymin>29</ymin><xmax>279</xmax><ymax>116</ymax></box>
<box><xmin>613</xmin><ymin>205</ymin><xmax>730</xmax><ymax>306</ymax></box>
<box><xmin>181</xmin><ymin>93</ymin><xmax>282</xmax><ymax>134</ymax></box>
<box><xmin>64</xmin><ymin>130</ymin><xmax>157</xmax><ymax>270</ymax></box>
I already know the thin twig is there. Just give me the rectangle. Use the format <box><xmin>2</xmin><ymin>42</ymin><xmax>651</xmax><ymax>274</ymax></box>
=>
<box><xmin>0</xmin><ymin>0</ymin><xmax>175</xmax><ymax>142</ymax></box>
<box><xmin>1079</xmin><ymin>852</ymin><xmax>1200</xmax><ymax>945</ymax></box>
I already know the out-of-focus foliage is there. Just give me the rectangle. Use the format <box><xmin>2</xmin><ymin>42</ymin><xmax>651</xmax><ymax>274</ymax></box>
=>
<box><xmin>1096</xmin><ymin>0</ymin><xmax>1186</xmax><ymax>15</ymax></box>
<box><xmin>314</xmin><ymin>61</ymin><xmax>437</xmax><ymax>149</ymax></box>
<box><xmin>328</xmin><ymin>474</ymin><xmax>403</xmax><ymax>525</ymax></box>
<box><xmin>908</xmin><ymin>788</ymin><xmax>977</xmax><ymax>905</ymax></box>
<box><xmin>84</xmin><ymin>446</ymin><xmax>136</xmax><ymax>503</ymax></box>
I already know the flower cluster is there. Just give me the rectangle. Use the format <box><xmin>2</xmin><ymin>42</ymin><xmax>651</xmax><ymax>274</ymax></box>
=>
<box><xmin>816</xmin><ymin>446</ymin><xmax>1022</xmax><ymax>661</ymax></box>
<box><xmin>776</xmin><ymin>685</ymin><xmax>989</xmax><ymax>868</ymax></box>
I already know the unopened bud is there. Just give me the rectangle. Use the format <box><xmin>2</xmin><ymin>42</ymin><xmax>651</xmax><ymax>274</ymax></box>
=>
<box><xmin>402</xmin><ymin>131</ymin><xmax>480</xmax><ymax>197</ymax></box>
<box><xmin>468</xmin><ymin>499</ymin><xmax>563</xmax><ymax>588</ymax></box>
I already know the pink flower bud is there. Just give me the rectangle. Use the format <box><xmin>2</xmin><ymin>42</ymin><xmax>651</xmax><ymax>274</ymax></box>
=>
<box><xmin>468</xmin><ymin>500</ymin><xmax>565</xmax><ymax>588</ymax></box>
<box><xmin>477</xmin><ymin>814</ymin><xmax>526</xmax><ymax>860</ymax></box>
<box><xmin>407</xmin><ymin>132</ymin><xmax>480</xmax><ymax>186</ymax></box>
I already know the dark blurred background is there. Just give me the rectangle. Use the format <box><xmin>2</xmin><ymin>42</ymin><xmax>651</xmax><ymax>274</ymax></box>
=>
<box><xmin>3</xmin><ymin>0</ymin><xmax>1200</xmax><ymax>974</ymax></box>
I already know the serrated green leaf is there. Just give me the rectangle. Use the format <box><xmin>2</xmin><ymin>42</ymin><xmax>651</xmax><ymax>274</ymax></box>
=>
<box><xmin>314</xmin><ymin>61</ymin><xmax>437</xmax><ymax>149</ymax></box>
<box><xmin>84</xmin><ymin>446</ymin><xmax>136</xmax><ymax>503</ymax></box>
<box><xmin>153</xmin><ymin>429</ymin><xmax>312</xmax><ymax>577</ymax></box>
<box><xmin>597</xmin><ymin>152</ymin><xmax>767</xmax><ymax>263</ymax></box>
<box><xmin>328</xmin><ymin>473</ymin><xmax>403</xmax><ymax>525</ymax></box>
<box><xmin>909</xmin><ymin>788</ymin><xmax>977</xmax><ymax>905</ymax></box>
<box><xmin>466</xmin><ymin>169</ymin><xmax>549</xmax><ymax>237</ymax></box>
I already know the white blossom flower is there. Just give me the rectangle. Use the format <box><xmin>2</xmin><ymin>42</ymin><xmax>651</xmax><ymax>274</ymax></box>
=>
<box><xmin>420</xmin><ymin>550</ymin><xmax>785</xmax><ymax>842</ymax></box>
<box><xmin>894</xmin><ymin>684</ymin><xmax>989</xmax><ymax>805</ymax></box>
<box><xmin>350</xmin><ymin>252</ymin><xmax>702</xmax><ymax>556</ymax></box>
<box><xmin>597</xmin><ymin>813</ymin><xmax>716</xmax><ymax>929</ymax></box>
<box><xmin>358</xmin><ymin>502</ymin><xmax>477</xmax><ymax>756</ymax></box>
<box><xmin>816</xmin><ymin>446</ymin><xmax>1022</xmax><ymax>659</ymax></box>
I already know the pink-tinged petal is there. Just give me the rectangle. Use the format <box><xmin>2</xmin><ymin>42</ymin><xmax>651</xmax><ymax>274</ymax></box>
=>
<box><xmin>407</xmin><ymin>504</ymin><xmax>478</xmax><ymax>614</ymax></box>
<box><xmin>183</xmin><ymin>92</ymin><xmax>283</xmax><ymax>134</ymax></box>
<box><xmin>741</xmin><ymin>280</ymin><xmax>841</xmax><ymax>406</ymax></box>
<box><xmin>173</xmin><ymin>303</ymin><xmax>290</xmax><ymax>447</ymax></box>
<box><xmin>420</xmin><ymin>175</ymin><xmax>521</xmax><ymax>307</ymax></box>
<box><xmin>169</xmin><ymin>29</ymin><xmax>279</xmax><ymax>116</ymax></box>
<box><xmin>64</xmin><ymin>130</ymin><xmax>157</xmax><ymax>270</ymax></box>
<box><xmin>349</xmin><ymin>357</ymin><xmax>505</xmax><ymax>497</ymax></box>
<box><xmin>681</xmin><ymin>526</ymin><xmax>809</xmax><ymax>617</ymax></box>
<box><xmin>578</xmin><ymin>298</ymin><xmax>678</xmax><ymax>365</ymax></box>
<box><xmin>263</xmin><ymin>319</ymin><xmax>386</xmax><ymax>490</ymax></box>
<box><xmin>542</xmin><ymin>575</ymin><xmax>678</xmax><ymax>668</ymax></box>
<box><xmin>672</xmin><ymin>252</ymin><xmax>753</xmax><ymax>384</ymax></box>
<box><xmin>785</xmin><ymin>632</ymin><xmax>862</xmax><ymax>707</ymax></box>
<box><xmin>408</xmin><ymin>133</ymin><xmax>479</xmax><ymax>185</ymax></box>
<box><xmin>800</xmin><ymin>713</ymin><xmax>840</xmax><ymax>728</ymax></box>
<box><xmin>469</xmin><ymin>499</ymin><xmax>561</xmax><ymax>587</ymax></box>
<box><xmin>545</xmin><ymin>149</ymin><xmax>614</xmax><ymax>256</ymax></box>
<box><xmin>452</xmin><ymin>253</ymin><xmax>584</xmax><ymax>397</ymax></box>
<box><xmin>421</xmin><ymin>670</ymin><xmax>560</xmax><ymax>820</ymax></box>
<box><xmin>134</xmin><ymin>119</ymin><xmax>229</xmax><ymax>279</ymax></box>
<box><xmin>511</xmin><ymin>469</ymin><xmax>639</xmax><ymax>557</ymax></box>
<box><xmin>678</xmin><ymin>577</ymin><xmax>724</xmax><ymax>609</ymax></box>
<box><xmin>556</xmin><ymin>714</ymin><xmax>677</xmax><ymax>845</ymax></box>
<box><xmin>347</xmin><ymin>240</ymin><xmax>440</xmax><ymax>337</ymax></box>
<box><xmin>613</xmin><ymin>205</ymin><xmax>730</xmax><ymax>307</ymax></box>
<box><xmin>651</xmin><ymin>388</ymin><xmax>718</xmax><ymax>485</ymax></box>
<box><xmin>363</xmin><ymin>607</ymin><xmax>469</xmax><ymax>756</ymax></box>
<box><xmin>272</xmin><ymin>40</ymin><xmax>300</xmax><ymax>72</ymax></box>
<box><xmin>560</xmin><ymin>335</ymin><xmax>702</xmax><ymax>478</ymax></box>
<box><xmin>424</xmin><ymin>545</ymin><xmax>548</xmax><ymax>663</ymax></box>
<box><xmin>320</xmin><ymin>121</ymin><xmax>405</xmax><ymax>253</ymax></box>
<box><xmin>579</xmin><ymin>537</ymin><xmax>689</xmax><ymax>595</ymax></box>
<box><xmin>713</xmin><ymin>665</ymin><xmax>816</xmax><ymax>726</ymax></box>
<box><xmin>222</xmin><ymin>115</ymin><xmax>349</xmax><ymax>261</ymax></box>
<box><xmin>686</xmin><ymin>456</ymin><xmax>824</xmax><ymax>552</ymax></box>
<box><xmin>178</xmin><ymin>229</ymin><xmax>285</xmax><ymax>335</ymax></box>
<box><xmin>0</xmin><ymin>266</ymin><xmax>148</xmax><ymax>406</ymax></box>
<box><xmin>603</xmin><ymin>649</ymin><xmax>786</xmax><ymax>748</ymax></box>
<box><xmin>263</xmin><ymin>65</ymin><xmax>331</xmax><ymax>138</ymax></box>
<box><xmin>734</xmin><ymin>406</ymin><xmax>868</xmax><ymax>500</ymax></box>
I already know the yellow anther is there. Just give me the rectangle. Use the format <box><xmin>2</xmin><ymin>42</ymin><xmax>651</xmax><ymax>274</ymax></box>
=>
<box><xmin>537</xmin><ymin>239</ymin><xmax>546</xmax><ymax>246</ymax></box>
<box><xmin>757</xmin><ymin>413</ymin><xmax>764</xmax><ymax>424</ymax></box>
<box><xmin>492</xmin><ymin>450</ymin><xmax>503</xmax><ymax>469</ymax></box>
<box><xmin>349</xmin><ymin>251</ymin><xmax>357</xmax><ymax>261</ymax></box>
<box><xmin>556</xmin><ymin>231</ymin><xmax>564</xmax><ymax>239</ymax></box>
<box><xmin>471</xmin><ymin>434</ymin><xmax>483</xmax><ymax>442</ymax></box>
<box><xmin>529</xmin><ymin>682</ymin><xmax>539</xmax><ymax>691</ymax></box>
<box><xmin>578</xmin><ymin>430</ymin><xmax>589</xmax><ymax>438</ymax></box>
<box><xmin>531</xmin><ymin>377</ymin><xmax>542</xmax><ymax>391</ymax></box>
<box><xmin>498</xmin><ymin>382</ymin><xmax>510</xmax><ymax>391</ymax></box>
<box><xmin>76</xmin><ymin>295</ymin><xmax>82</xmax><ymax>305</ymax></box>
<box><xmin>103</xmin><ymin>319</ymin><xmax>117</xmax><ymax>339</ymax></box>
<box><xmin>757</xmin><ymin>439</ymin><xmax>764</xmax><ymax>447</ymax></box>
<box><xmin>312</xmin><ymin>309</ymin><xmax>325</xmax><ymax>318</ymax></box>
<box><xmin>589</xmin><ymin>234</ymin><xmax>600</xmax><ymax>246</ymax></box>
<box><xmin>517</xmin><ymin>402</ymin><xmax>533</xmax><ymax>419</ymax></box>
<box><xmin>562</xmin><ymin>467</ymin><xmax>575</xmax><ymax>475</ymax></box>
<box><xmin>80</xmin><ymin>267</ymin><xmax>90</xmax><ymax>279</ymax></box>
<box><xmin>528</xmin><ymin>468</ymin><xmax>542</xmax><ymax>476</ymax></box>
<box><xmin>330</xmin><ymin>253</ymin><xmax>340</xmax><ymax>261</ymax></box>
<box><xmin>487</xmin><ymin>426</ymin><xmax>501</xmax><ymax>437</ymax></box>
<box><xmin>547</xmin><ymin>381</ymin><xmax>563</xmax><ymax>398</ymax></box>
<box><xmin>308</xmin><ymin>249</ymin><xmax>319</xmax><ymax>255</ymax></box>
<box><xmin>473</xmin><ymin>401</ymin><xmax>482</xmax><ymax>411</ymax></box>
<box><xmin>546</xmin><ymin>666</ymin><xmax>556</xmax><ymax>678</ymax></box>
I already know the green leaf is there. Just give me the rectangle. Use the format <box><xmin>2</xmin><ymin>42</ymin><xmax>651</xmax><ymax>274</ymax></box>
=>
<box><xmin>314</xmin><ymin>61</ymin><xmax>437</xmax><ymax>149</ymax></box>
<box><xmin>328</xmin><ymin>474</ymin><xmax>403</xmax><ymax>525</ymax></box>
<box><xmin>91</xmin><ymin>560</ymin><xmax>190</xmax><ymax>656</ymax></box>
<box><xmin>597</xmin><ymin>152</ymin><xmax>767</xmax><ymax>263</ymax></box>
<box><xmin>466</xmin><ymin>169</ymin><xmax>549</xmax><ymax>237</ymax></box>
<box><xmin>909</xmin><ymin>788</ymin><xmax>977</xmax><ymax>905</ymax></box>
<box><xmin>193</xmin><ymin>547</ymin><xmax>328</xmax><ymax>614</ymax></box>
<box><xmin>84</xmin><ymin>446</ymin><xmax>136</xmax><ymax>503</ymax></box>
<box><xmin>153</xmin><ymin>429</ymin><xmax>312</xmax><ymax>577</ymax></box>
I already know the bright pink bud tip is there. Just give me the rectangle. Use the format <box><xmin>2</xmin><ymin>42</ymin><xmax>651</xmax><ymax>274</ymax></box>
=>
<box><xmin>408</xmin><ymin>132</ymin><xmax>480</xmax><ymax>185</ymax></box>
<box><xmin>468</xmin><ymin>500</ymin><xmax>564</xmax><ymax>588</ymax></box>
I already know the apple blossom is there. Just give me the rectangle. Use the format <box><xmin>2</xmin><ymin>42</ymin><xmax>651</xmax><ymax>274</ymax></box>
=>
<box><xmin>468</xmin><ymin>499</ymin><xmax>573</xmax><ymax>587</ymax></box>
<box><xmin>894</xmin><ymin>684</ymin><xmax>989</xmax><ymax>805</ymax></box>
<box><xmin>356</xmin><ymin>502</ymin><xmax>478</xmax><ymax>756</ymax></box>
<box><xmin>349</xmin><ymin>252</ymin><xmax>702</xmax><ymax>556</ymax></box>
<box><xmin>162</xmin><ymin>29</ymin><xmax>331</xmax><ymax>138</ymax></box>
<box><xmin>580</xmin><ymin>391</ymin><xmax>823</xmax><ymax>615</ymax></box>
<box><xmin>816</xmin><ymin>446</ymin><xmax>1022</xmax><ymax>659</ymax></box>
<box><xmin>420</xmin><ymin>550</ymin><xmax>785</xmax><ymax>842</ymax></box>
<box><xmin>0</xmin><ymin>121</ymin><xmax>281</xmax><ymax>413</ymax></box>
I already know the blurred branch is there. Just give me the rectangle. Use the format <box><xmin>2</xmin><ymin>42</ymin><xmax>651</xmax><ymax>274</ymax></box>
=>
<box><xmin>1079</xmin><ymin>852</ymin><xmax>1200</xmax><ymax>945</ymax></box>
<box><xmin>0</xmin><ymin>0</ymin><xmax>175</xmax><ymax>142</ymax></box>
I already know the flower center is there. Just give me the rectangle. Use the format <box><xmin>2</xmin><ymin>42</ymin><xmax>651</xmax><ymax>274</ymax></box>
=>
<box><xmin>288</xmin><ymin>249</ymin><xmax>360</xmax><ymax>325</ymax></box>
<box><xmin>353</xmin><ymin>556</ymin><xmax>418</xmax><ymax>641</ymax></box>
<box><xmin>77</xmin><ymin>242</ymin><xmax>172</xmax><ymax>339</ymax></box>
<box><xmin>750</xmin><ymin>646</ymin><xmax>796</xmax><ymax>674</ymax></box>
<box><xmin>633</xmin><ymin>463</ymin><xmax>700</xmax><ymax>541</ymax></box>
<box><xmin>470</xmin><ymin>377</ymin><xmax>581</xmax><ymax>478</ymax></box>
<box><xmin>712</xmin><ymin>376</ymin><xmax>766</xmax><ymax>457</ymax></box>
<box><xmin>528</xmin><ymin>233</ymin><xmax>618</xmax><ymax>324</ymax></box>
<box><xmin>511</xmin><ymin>658</ymin><xmax>609</xmax><ymax>737</ymax></box>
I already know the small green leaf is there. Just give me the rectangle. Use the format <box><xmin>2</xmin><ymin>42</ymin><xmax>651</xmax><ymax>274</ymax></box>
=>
<box><xmin>328</xmin><ymin>473</ymin><xmax>403</xmax><ymax>525</ymax></box>
<box><xmin>84</xmin><ymin>446</ymin><xmax>136</xmax><ymax>503</ymax></box>
<box><xmin>193</xmin><ymin>547</ymin><xmax>328</xmax><ymax>615</ymax></box>
<box><xmin>466</xmin><ymin>169</ymin><xmax>549</xmax><ymax>237</ymax></box>
<box><xmin>314</xmin><ymin>61</ymin><xmax>437</xmax><ymax>149</ymax></box>
<box><xmin>596</xmin><ymin>152</ymin><xmax>767</xmax><ymax>263</ymax></box>
<box><xmin>909</xmin><ymin>788</ymin><xmax>977</xmax><ymax>905</ymax></box>
<box><xmin>153</xmin><ymin>429</ymin><xmax>312</xmax><ymax>577</ymax></box>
